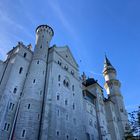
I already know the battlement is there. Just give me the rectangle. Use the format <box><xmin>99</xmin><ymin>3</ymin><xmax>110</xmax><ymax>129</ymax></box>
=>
<box><xmin>36</xmin><ymin>24</ymin><xmax>54</xmax><ymax>36</ymax></box>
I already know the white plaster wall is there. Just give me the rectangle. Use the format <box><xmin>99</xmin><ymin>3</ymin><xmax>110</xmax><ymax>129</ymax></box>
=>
<box><xmin>0</xmin><ymin>46</ymin><xmax>32</xmax><ymax>140</ymax></box>
<box><xmin>40</xmin><ymin>47</ymin><xmax>85</xmax><ymax>140</ymax></box>
<box><xmin>13</xmin><ymin>25</ymin><xmax>53</xmax><ymax>140</ymax></box>
<box><xmin>105</xmin><ymin>101</ymin><xmax>121</xmax><ymax>140</ymax></box>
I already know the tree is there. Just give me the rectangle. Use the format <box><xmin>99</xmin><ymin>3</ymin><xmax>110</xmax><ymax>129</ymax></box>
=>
<box><xmin>126</xmin><ymin>106</ymin><xmax>140</xmax><ymax>140</ymax></box>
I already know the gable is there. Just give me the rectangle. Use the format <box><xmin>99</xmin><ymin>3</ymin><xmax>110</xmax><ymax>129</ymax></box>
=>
<box><xmin>55</xmin><ymin>46</ymin><xmax>79</xmax><ymax>68</ymax></box>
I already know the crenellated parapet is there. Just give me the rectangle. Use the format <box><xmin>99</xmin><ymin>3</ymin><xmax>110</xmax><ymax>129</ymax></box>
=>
<box><xmin>36</xmin><ymin>24</ymin><xmax>54</xmax><ymax>36</ymax></box>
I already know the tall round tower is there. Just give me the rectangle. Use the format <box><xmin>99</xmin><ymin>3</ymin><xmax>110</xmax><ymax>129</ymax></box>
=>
<box><xmin>103</xmin><ymin>55</ymin><xmax>121</xmax><ymax>95</ymax></box>
<box><xmin>103</xmin><ymin>55</ymin><xmax>129</xmax><ymax>140</ymax></box>
<box><xmin>13</xmin><ymin>25</ymin><xmax>54</xmax><ymax>140</ymax></box>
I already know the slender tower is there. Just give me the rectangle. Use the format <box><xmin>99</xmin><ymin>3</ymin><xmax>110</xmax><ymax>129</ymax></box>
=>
<box><xmin>103</xmin><ymin>56</ymin><xmax>129</xmax><ymax>140</ymax></box>
<box><xmin>13</xmin><ymin>25</ymin><xmax>54</xmax><ymax>140</ymax></box>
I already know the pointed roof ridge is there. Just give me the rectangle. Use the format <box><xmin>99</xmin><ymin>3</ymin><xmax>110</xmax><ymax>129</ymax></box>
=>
<box><xmin>104</xmin><ymin>54</ymin><xmax>113</xmax><ymax>67</ymax></box>
<box><xmin>103</xmin><ymin>55</ymin><xmax>116</xmax><ymax>73</ymax></box>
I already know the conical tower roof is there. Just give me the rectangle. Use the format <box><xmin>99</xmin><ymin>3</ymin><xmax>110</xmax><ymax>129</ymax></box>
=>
<box><xmin>103</xmin><ymin>55</ymin><xmax>116</xmax><ymax>73</ymax></box>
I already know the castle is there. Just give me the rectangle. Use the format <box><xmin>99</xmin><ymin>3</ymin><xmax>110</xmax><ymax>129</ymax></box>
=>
<box><xmin>0</xmin><ymin>24</ymin><xmax>129</xmax><ymax>140</ymax></box>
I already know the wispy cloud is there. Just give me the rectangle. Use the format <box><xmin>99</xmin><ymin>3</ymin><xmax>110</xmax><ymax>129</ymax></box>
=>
<box><xmin>126</xmin><ymin>104</ymin><xmax>139</xmax><ymax>111</ymax></box>
<box><xmin>0</xmin><ymin>5</ymin><xmax>34</xmax><ymax>40</ymax></box>
<box><xmin>48</xmin><ymin>0</ymin><xmax>78</xmax><ymax>41</ymax></box>
<box><xmin>89</xmin><ymin>71</ymin><xmax>102</xmax><ymax>76</ymax></box>
<box><xmin>0</xmin><ymin>48</ymin><xmax>7</xmax><ymax>60</ymax></box>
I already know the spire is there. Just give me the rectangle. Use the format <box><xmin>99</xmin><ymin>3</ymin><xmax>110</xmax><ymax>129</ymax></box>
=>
<box><xmin>104</xmin><ymin>54</ymin><xmax>113</xmax><ymax>67</ymax></box>
<box><xmin>103</xmin><ymin>55</ymin><xmax>116</xmax><ymax>73</ymax></box>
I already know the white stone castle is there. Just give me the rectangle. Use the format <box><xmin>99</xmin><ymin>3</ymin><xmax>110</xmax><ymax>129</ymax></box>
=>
<box><xmin>0</xmin><ymin>24</ymin><xmax>129</xmax><ymax>140</ymax></box>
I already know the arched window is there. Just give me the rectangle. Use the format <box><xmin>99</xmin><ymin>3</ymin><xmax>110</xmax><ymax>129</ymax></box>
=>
<box><xmin>63</xmin><ymin>77</ymin><xmax>70</xmax><ymax>88</ymax></box>
<box><xmin>19</xmin><ymin>67</ymin><xmax>23</xmax><ymax>74</ymax></box>
<box><xmin>64</xmin><ymin>65</ymin><xmax>68</xmax><ymax>71</ymax></box>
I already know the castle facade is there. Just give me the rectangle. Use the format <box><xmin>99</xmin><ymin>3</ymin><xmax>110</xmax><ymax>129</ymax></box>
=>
<box><xmin>0</xmin><ymin>24</ymin><xmax>129</xmax><ymax>140</ymax></box>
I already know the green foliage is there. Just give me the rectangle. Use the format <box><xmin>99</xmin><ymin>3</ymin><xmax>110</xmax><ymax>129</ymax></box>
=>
<box><xmin>126</xmin><ymin>106</ymin><xmax>140</xmax><ymax>140</ymax></box>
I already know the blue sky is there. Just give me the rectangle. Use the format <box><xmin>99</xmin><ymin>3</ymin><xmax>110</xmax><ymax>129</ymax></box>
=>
<box><xmin>0</xmin><ymin>0</ymin><xmax>140</xmax><ymax>111</ymax></box>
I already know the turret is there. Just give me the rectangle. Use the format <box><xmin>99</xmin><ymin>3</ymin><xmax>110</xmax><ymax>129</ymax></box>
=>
<box><xmin>103</xmin><ymin>55</ymin><xmax>129</xmax><ymax>140</ymax></box>
<box><xmin>34</xmin><ymin>25</ymin><xmax>54</xmax><ymax>61</ymax></box>
<box><xmin>103</xmin><ymin>55</ymin><xmax>116</xmax><ymax>81</ymax></box>
<box><xmin>103</xmin><ymin>55</ymin><xmax>121</xmax><ymax>96</ymax></box>
<box><xmin>13</xmin><ymin>25</ymin><xmax>54</xmax><ymax>140</ymax></box>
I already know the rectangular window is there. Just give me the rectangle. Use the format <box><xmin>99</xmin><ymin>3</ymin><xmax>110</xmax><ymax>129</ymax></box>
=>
<box><xmin>9</xmin><ymin>103</ymin><xmax>14</xmax><ymax>110</ymax></box>
<box><xmin>28</xmin><ymin>104</ymin><xmax>30</xmax><ymax>109</ymax></box>
<box><xmin>57</xmin><ymin>95</ymin><xmax>59</xmax><ymax>100</ymax></box>
<box><xmin>38</xmin><ymin>114</ymin><xmax>40</xmax><ymax>120</ymax></box>
<box><xmin>57</xmin><ymin>109</ymin><xmax>60</xmax><ymax>116</ymax></box>
<box><xmin>13</xmin><ymin>88</ymin><xmax>17</xmax><ymax>94</ymax></box>
<box><xmin>22</xmin><ymin>130</ymin><xmax>26</xmax><ymax>137</ymax></box>
<box><xmin>19</xmin><ymin>67</ymin><xmax>23</xmax><ymax>74</ymax></box>
<box><xmin>3</xmin><ymin>123</ymin><xmax>10</xmax><ymax>131</ymax></box>
<box><xmin>56</xmin><ymin>131</ymin><xmax>59</xmax><ymax>136</ymax></box>
<box><xmin>9</xmin><ymin>103</ymin><xmax>12</xmax><ymax>109</ymax></box>
<box><xmin>7</xmin><ymin>124</ymin><xmax>10</xmax><ymax>131</ymax></box>
<box><xmin>65</xmin><ymin>100</ymin><xmax>68</xmax><ymax>105</ymax></box>
<box><xmin>33</xmin><ymin>79</ymin><xmax>36</xmax><ymax>83</ymax></box>
<box><xmin>86</xmin><ymin>133</ymin><xmax>90</xmax><ymax>140</ymax></box>
<box><xmin>23</xmin><ymin>53</ymin><xmax>27</xmax><ymax>58</ymax></box>
<box><xmin>4</xmin><ymin>123</ymin><xmax>7</xmax><ymax>130</ymax></box>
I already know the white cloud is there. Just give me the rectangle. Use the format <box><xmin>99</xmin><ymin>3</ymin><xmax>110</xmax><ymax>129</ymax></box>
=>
<box><xmin>48</xmin><ymin>0</ymin><xmax>78</xmax><ymax>40</ymax></box>
<box><xmin>89</xmin><ymin>70</ymin><xmax>102</xmax><ymax>76</ymax></box>
<box><xmin>0</xmin><ymin>5</ymin><xmax>34</xmax><ymax>40</ymax></box>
